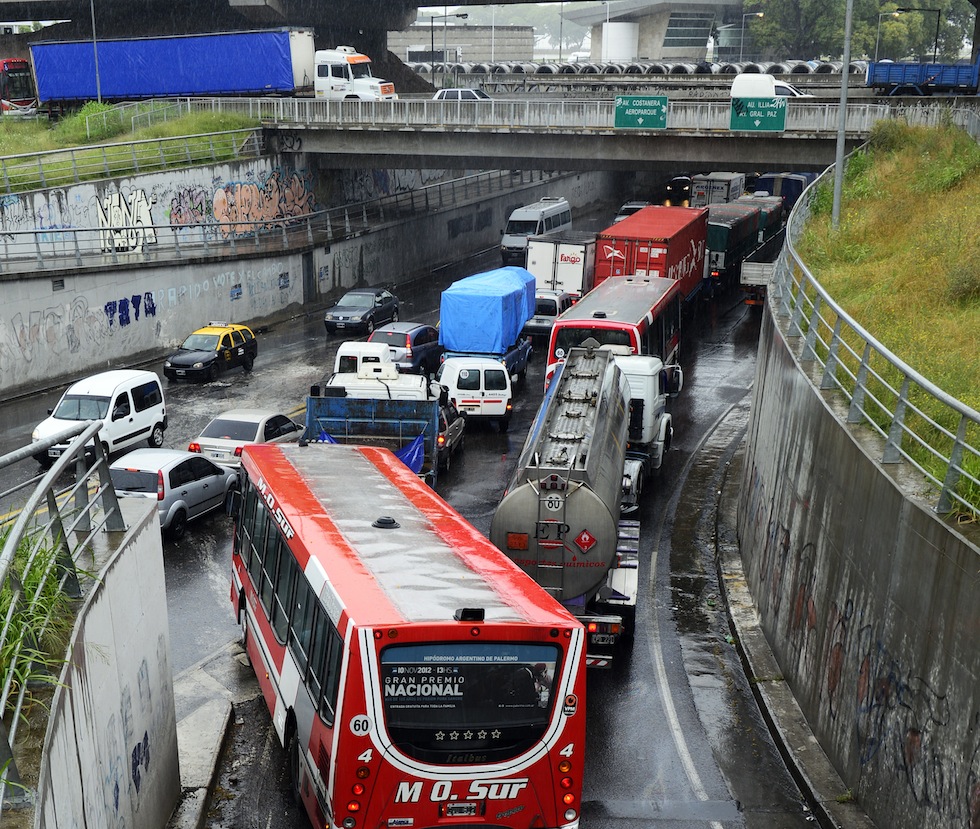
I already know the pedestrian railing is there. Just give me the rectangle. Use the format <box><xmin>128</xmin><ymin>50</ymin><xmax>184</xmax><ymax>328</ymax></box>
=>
<box><xmin>0</xmin><ymin>423</ymin><xmax>127</xmax><ymax>812</ymax></box>
<box><xmin>182</xmin><ymin>95</ymin><xmax>899</xmax><ymax>135</ymax></box>
<box><xmin>0</xmin><ymin>128</ymin><xmax>264</xmax><ymax>195</ymax></box>
<box><xmin>772</xmin><ymin>155</ymin><xmax>980</xmax><ymax>522</ymax></box>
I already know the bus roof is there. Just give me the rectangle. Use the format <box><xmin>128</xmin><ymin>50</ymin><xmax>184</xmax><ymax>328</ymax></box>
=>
<box><xmin>241</xmin><ymin>442</ymin><xmax>578</xmax><ymax>629</ymax></box>
<box><xmin>554</xmin><ymin>275</ymin><xmax>679</xmax><ymax>326</ymax></box>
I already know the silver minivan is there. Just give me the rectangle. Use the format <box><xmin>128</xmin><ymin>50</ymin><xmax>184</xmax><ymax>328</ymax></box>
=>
<box><xmin>32</xmin><ymin>369</ymin><xmax>167</xmax><ymax>467</ymax></box>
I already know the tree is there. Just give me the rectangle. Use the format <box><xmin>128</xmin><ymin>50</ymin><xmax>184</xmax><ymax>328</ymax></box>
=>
<box><xmin>750</xmin><ymin>0</ymin><xmax>974</xmax><ymax>61</ymax></box>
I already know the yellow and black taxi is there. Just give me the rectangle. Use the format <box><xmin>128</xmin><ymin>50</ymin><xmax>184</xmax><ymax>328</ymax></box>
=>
<box><xmin>164</xmin><ymin>322</ymin><xmax>258</xmax><ymax>382</ymax></box>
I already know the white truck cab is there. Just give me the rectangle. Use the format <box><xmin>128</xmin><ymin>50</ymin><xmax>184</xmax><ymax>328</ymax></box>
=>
<box><xmin>326</xmin><ymin>344</ymin><xmax>438</xmax><ymax>400</ymax></box>
<box><xmin>314</xmin><ymin>46</ymin><xmax>397</xmax><ymax>100</ymax></box>
<box><xmin>435</xmin><ymin>357</ymin><xmax>513</xmax><ymax>432</ymax></box>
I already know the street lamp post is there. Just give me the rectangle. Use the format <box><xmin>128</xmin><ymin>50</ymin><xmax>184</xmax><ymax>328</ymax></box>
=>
<box><xmin>740</xmin><ymin>12</ymin><xmax>764</xmax><ymax>63</ymax></box>
<box><xmin>601</xmin><ymin>1</ymin><xmax>611</xmax><ymax>62</ymax></box>
<box><xmin>875</xmin><ymin>12</ymin><xmax>899</xmax><ymax>62</ymax></box>
<box><xmin>428</xmin><ymin>12</ymin><xmax>468</xmax><ymax>87</ymax></box>
<box><xmin>896</xmin><ymin>6</ymin><xmax>941</xmax><ymax>63</ymax></box>
<box><xmin>89</xmin><ymin>0</ymin><xmax>102</xmax><ymax>103</ymax></box>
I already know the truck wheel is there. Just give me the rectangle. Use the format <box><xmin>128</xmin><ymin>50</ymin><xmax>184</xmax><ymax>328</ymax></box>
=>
<box><xmin>440</xmin><ymin>449</ymin><xmax>451</xmax><ymax>473</ymax></box>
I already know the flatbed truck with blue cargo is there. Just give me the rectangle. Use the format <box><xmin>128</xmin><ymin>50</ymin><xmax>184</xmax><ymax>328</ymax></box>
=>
<box><xmin>866</xmin><ymin>57</ymin><xmax>980</xmax><ymax>96</ymax></box>
<box><xmin>303</xmin><ymin>388</ymin><xmax>442</xmax><ymax>486</ymax></box>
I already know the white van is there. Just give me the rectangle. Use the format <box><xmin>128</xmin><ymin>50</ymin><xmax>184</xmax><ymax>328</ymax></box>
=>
<box><xmin>730</xmin><ymin>74</ymin><xmax>812</xmax><ymax>98</ymax></box>
<box><xmin>501</xmin><ymin>197</ymin><xmax>572</xmax><ymax>265</ymax></box>
<box><xmin>435</xmin><ymin>357</ymin><xmax>513</xmax><ymax>432</ymax></box>
<box><xmin>32</xmin><ymin>370</ymin><xmax>167</xmax><ymax>466</ymax></box>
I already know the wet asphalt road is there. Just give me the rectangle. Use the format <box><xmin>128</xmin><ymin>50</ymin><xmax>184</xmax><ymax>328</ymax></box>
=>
<box><xmin>0</xmin><ymin>224</ymin><xmax>819</xmax><ymax>829</ymax></box>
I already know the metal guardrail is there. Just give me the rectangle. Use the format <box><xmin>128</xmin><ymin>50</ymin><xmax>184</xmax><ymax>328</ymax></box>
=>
<box><xmin>0</xmin><ymin>423</ymin><xmax>127</xmax><ymax>811</ymax></box>
<box><xmin>0</xmin><ymin>128</ymin><xmax>264</xmax><ymax>196</ymax></box>
<box><xmin>772</xmin><ymin>155</ymin><xmax>980</xmax><ymax>522</ymax></box>
<box><xmin>179</xmin><ymin>96</ymin><xmax>901</xmax><ymax>135</ymax></box>
<box><xmin>0</xmin><ymin>168</ymin><xmax>560</xmax><ymax>275</ymax></box>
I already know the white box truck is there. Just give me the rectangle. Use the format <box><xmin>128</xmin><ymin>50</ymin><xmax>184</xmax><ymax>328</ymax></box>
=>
<box><xmin>525</xmin><ymin>229</ymin><xmax>598</xmax><ymax>298</ymax></box>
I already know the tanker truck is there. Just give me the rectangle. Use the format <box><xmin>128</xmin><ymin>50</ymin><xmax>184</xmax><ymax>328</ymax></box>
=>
<box><xmin>489</xmin><ymin>340</ymin><xmax>682</xmax><ymax>668</ymax></box>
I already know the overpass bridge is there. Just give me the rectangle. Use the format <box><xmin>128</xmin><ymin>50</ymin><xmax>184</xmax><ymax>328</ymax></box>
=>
<box><xmin>215</xmin><ymin>97</ymin><xmax>957</xmax><ymax>173</ymax></box>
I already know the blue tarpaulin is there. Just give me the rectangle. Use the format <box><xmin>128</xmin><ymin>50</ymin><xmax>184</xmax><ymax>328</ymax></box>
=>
<box><xmin>394</xmin><ymin>434</ymin><xmax>426</xmax><ymax>474</ymax></box>
<box><xmin>30</xmin><ymin>29</ymin><xmax>299</xmax><ymax>103</ymax></box>
<box><xmin>439</xmin><ymin>267</ymin><xmax>535</xmax><ymax>354</ymax></box>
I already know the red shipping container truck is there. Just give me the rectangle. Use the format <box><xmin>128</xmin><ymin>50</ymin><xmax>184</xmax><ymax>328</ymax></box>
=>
<box><xmin>595</xmin><ymin>206</ymin><xmax>709</xmax><ymax>302</ymax></box>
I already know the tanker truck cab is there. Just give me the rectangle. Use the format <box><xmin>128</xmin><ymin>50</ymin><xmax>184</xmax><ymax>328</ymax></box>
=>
<box><xmin>435</xmin><ymin>356</ymin><xmax>513</xmax><ymax>432</ymax></box>
<box><xmin>314</xmin><ymin>46</ymin><xmax>397</xmax><ymax>100</ymax></box>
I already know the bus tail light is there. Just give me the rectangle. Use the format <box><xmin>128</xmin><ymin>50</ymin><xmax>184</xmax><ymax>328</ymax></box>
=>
<box><xmin>346</xmin><ymin>799</ymin><xmax>360</xmax><ymax>813</ymax></box>
<box><xmin>356</xmin><ymin>766</ymin><xmax>370</xmax><ymax>779</ymax></box>
<box><xmin>342</xmin><ymin>819</ymin><xmax>356</xmax><ymax>829</ymax></box>
<box><xmin>559</xmin><ymin>760</ymin><xmax>572</xmax><ymax>773</ymax></box>
<box><xmin>351</xmin><ymin>783</ymin><xmax>365</xmax><ymax>795</ymax></box>
<box><xmin>560</xmin><ymin>777</ymin><xmax>574</xmax><ymax>789</ymax></box>
<box><xmin>563</xmin><ymin>792</ymin><xmax>576</xmax><ymax>805</ymax></box>
<box><xmin>564</xmin><ymin>808</ymin><xmax>578</xmax><ymax>821</ymax></box>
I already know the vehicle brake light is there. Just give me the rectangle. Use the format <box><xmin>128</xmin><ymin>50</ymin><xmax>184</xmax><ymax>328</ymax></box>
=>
<box><xmin>234</xmin><ymin>446</ymin><xmax>243</xmax><ymax>457</ymax></box>
<box><xmin>437</xmin><ymin>434</ymin><xmax>446</xmax><ymax>446</ymax></box>
<box><xmin>506</xmin><ymin>402</ymin><xmax>513</xmax><ymax>412</ymax></box>
<box><xmin>156</xmin><ymin>470</ymin><xmax>165</xmax><ymax>501</ymax></box>
<box><xmin>188</xmin><ymin>442</ymin><xmax>201</xmax><ymax>453</ymax></box>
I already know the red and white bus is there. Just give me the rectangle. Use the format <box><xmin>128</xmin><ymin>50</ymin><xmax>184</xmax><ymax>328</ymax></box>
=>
<box><xmin>545</xmin><ymin>275</ymin><xmax>682</xmax><ymax>383</ymax></box>
<box><xmin>231</xmin><ymin>442</ymin><xmax>587</xmax><ymax>829</ymax></box>
<box><xmin>0</xmin><ymin>58</ymin><xmax>37</xmax><ymax>112</ymax></box>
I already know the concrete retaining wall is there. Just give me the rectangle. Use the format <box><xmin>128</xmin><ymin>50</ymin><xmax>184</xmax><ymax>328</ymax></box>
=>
<box><xmin>0</xmin><ymin>162</ymin><xmax>615</xmax><ymax>398</ymax></box>
<box><xmin>737</xmin><ymin>310</ymin><xmax>980</xmax><ymax>828</ymax></box>
<box><xmin>36</xmin><ymin>501</ymin><xmax>180</xmax><ymax>828</ymax></box>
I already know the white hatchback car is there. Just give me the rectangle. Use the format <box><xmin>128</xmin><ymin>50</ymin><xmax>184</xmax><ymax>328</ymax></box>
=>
<box><xmin>187</xmin><ymin>409</ymin><xmax>303</xmax><ymax>468</ymax></box>
<box><xmin>109</xmin><ymin>448</ymin><xmax>239</xmax><ymax>540</ymax></box>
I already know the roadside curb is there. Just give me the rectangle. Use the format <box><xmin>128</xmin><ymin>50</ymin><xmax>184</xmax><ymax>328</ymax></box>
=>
<box><xmin>168</xmin><ymin>698</ymin><xmax>233</xmax><ymax>829</ymax></box>
<box><xmin>717</xmin><ymin>445</ymin><xmax>876</xmax><ymax>829</ymax></box>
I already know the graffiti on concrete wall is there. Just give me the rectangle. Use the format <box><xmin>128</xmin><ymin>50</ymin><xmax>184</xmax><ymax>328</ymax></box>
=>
<box><xmin>742</xmin><ymin>460</ymin><xmax>980</xmax><ymax>828</ymax></box>
<box><xmin>341</xmin><ymin>168</ymin><xmax>446</xmax><ymax>204</ymax></box>
<box><xmin>168</xmin><ymin>167</ymin><xmax>316</xmax><ymax>239</ymax></box>
<box><xmin>97</xmin><ymin>190</ymin><xmax>158</xmax><ymax>253</ymax></box>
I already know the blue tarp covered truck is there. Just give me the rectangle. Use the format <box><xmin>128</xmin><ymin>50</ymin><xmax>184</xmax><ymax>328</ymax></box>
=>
<box><xmin>29</xmin><ymin>28</ymin><xmax>315</xmax><ymax>104</ymax></box>
<box><xmin>439</xmin><ymin>266</ymin><xmax>535</xmax><ymax>379</ymax></box>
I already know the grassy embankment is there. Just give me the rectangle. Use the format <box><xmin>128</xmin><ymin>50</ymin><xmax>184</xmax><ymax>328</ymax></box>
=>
<box><xmin>798</xmin><ymin>118</ymin><xmax>980</xmax><ymax>516</ymax></box>
<box><xmin>0</xmin><ymin>101</ymin><xmax>261</xmax><ymax>190</ymax></box>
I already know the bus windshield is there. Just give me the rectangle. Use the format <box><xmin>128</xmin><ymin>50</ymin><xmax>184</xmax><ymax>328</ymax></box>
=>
<box><xmin>553</xmin><ymin>326</ymin><xmax>634</xmax><ymax>360</ymax></box>
<box><xmin>381</xmin><ymin>642</ymin><xmax>560</xmax><ymax>763</ymax></box>
<box><xmin>5</xmin><ymin>67</ymin><xmax>34</xmax><ymax>100</ymax></box>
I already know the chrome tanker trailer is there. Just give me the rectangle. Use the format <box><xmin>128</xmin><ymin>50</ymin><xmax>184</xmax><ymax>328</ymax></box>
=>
<box><xmin>489</xmin><ymin>343</ymin><xmax>640</xmax><ymax>668</ymax></box>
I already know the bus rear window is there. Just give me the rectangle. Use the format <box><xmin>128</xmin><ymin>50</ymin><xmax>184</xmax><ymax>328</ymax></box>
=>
<box><xmin>380</xmin><ymin>642</ymin><xmax>560</xmax><ymax>764</ymax></box>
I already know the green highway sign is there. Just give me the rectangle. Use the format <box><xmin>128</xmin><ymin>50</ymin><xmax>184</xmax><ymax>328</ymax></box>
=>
<box><xmin>729</xmin><ymin>97</ymin><xmax>787</xmax><ymax>132</ymax></box>
<box><xmin>614</xmin><ymin>95</ymin><xmax>668</xmax><ymax>130</ymax></box>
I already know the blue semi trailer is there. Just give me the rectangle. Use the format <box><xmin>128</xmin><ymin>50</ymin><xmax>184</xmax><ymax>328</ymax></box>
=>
<box><xmin>29</xmin><ymin>27</ymin><xmax>315</xmax><ymax>105</ymax></box>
